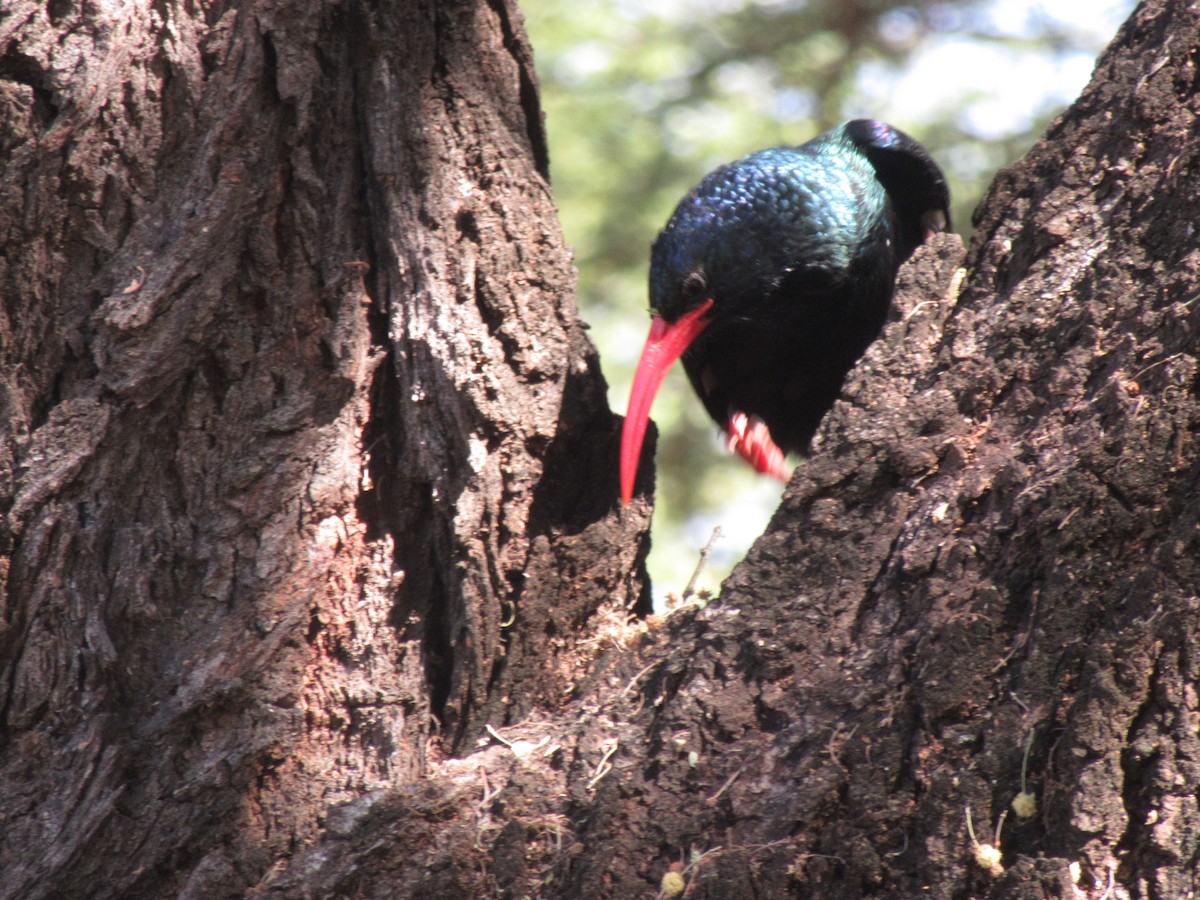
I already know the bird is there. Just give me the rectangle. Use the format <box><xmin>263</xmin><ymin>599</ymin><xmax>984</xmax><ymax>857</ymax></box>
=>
<box><xmin>619</xmin><ymin>119</ymin><xmax>951</xmax><ymax>504</ymax></box>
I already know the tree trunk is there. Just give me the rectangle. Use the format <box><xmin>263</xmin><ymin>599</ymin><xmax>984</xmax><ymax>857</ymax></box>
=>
<box><xmin>0</xmin><ymin>1</ymin><xmax>647</xmax><ymax>897</ymax></box>
<box><xmin>549</xmin><ymin>2</ymin><xmax>1200</xmax><ymax>896</ymax></box>
<box><xmin>2</xmin><ymin>0</ymin><xmax>1198</xmax><ymax>899</ymax></box>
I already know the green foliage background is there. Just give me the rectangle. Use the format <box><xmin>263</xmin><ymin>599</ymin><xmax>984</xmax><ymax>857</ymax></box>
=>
<box><xmin>523</xmin><ymin>0</ymin><xmax>1133</xmax><ymax>603</ymax></box>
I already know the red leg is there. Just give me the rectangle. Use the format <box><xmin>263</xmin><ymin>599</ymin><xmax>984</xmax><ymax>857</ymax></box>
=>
<box><xmin>725</xmin><ymin>412</ymin><xmax>792</xmax><ymax>482</ymax></box>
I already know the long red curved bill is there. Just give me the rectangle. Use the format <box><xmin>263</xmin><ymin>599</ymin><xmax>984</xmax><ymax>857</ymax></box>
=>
<box><xmin>619</xmin><ymin>299</ymin><xmax>714</xmax><ymax>504</ymax></box>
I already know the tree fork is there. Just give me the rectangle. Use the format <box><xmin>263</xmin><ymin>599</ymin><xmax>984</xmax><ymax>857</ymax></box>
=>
<box><xmin>3</xmin><ymin>0</ymin><xmax>1199</xmax><ymax>898</ymax></box>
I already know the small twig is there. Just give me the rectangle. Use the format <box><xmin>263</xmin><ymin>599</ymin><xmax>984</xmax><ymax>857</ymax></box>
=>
<box><xmin>994</xmin><ymin>809</ymin><xmax>1008</xmax><ymax>846</ymax></box>
<box><xmin>479</xmin><ymin>766</ymin><xmax>501</xmax><ymax>804</ymax></box>
<box><xmin>682</xmin><ymin>846</ymin><xmax>723</xmax><ymax>878</ymax></box>
<box><xmin>682</xmin><ymin>527</ymin><xmax>723</xmax><ymax>601</ymax></box>
<box><xmin>992</xmin><ymin>588</ymin><xmax>1039</xmax><ymax>674</ymax></box>
<box><xmin>680</xmin><ymin>839</ymin><xmax>843</xmax><ymax>888</ymax></box>
<box><xmin>884</xmin><ymin>830</ymin><xmax>909</xmax><ymax>858</ymax></box>
<box><xmin>586</xmin><ymin>740</ymin><xmax>619</xmax><ymax>789</ymax></box>
<box><xmin>705</xmin><ymin>765</ymin><xmax>744</xmax><ymax>806</ymax></box>
<box><xmin>965</xmin><ymin>806</ymin><xmax>980</xmax><ymax>847</ymax></box>
<box><xmin>628</xmin><ymin>691</ymin><xmax>646</xmax><ymax>716</ymax></box>
<box><xmin>1129</xmin><ymin>351</ymin><xmax>1183</xmax><ymax>384</ymax></box>
<box><xmin>485</xmin><ymin>723</ymin><xmax>515</xmax><ymax>751</ymax></box>
<box><xmin>824</xmin><ymin>723</ymin><xmax>858</xmax><ymax>774</ymax></box>
<box><xmin>903</xmin><ymin>300</ymin><xmax>934</xmax><ymax>321</ymax></box>
<box><xmin>1098</xmin><ymin>861</ymin><xmax>1116</xmax><ymax>900</ymax></box>
<box><xmin>1020</xmin><ymin>730</ymin><xmax>1034</xmax><ymax>795</ymax></box>
<box><xmin>620</xmin><ymin>660</ymin><xmax>659</xmax><ymax>698</ymax></box>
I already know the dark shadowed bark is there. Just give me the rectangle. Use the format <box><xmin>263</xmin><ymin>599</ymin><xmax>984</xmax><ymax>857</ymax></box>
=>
<box><xmin>2</xmin><ymin>0</ymin><xmax>1198</xmax><ymax>898</ymax></box>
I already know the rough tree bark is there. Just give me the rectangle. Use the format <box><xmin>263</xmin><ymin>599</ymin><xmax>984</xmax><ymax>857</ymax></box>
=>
<box><xmin>2</xmin><ymin>1</ymin><xmax>1198</xmax><ymax>900</ymax></box>
<box><xmin>0</xmin><ymin>1</ymin><xmax>648</xmax><ymax>897</ymax></box>
<box><xmin>544</xmin><ymin>2</ymin><xmax>1200</xmax><ymax>897</ymax></box>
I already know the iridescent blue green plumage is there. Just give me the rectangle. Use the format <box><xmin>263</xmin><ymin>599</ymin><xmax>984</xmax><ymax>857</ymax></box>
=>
<box><xmin>640</xmin><ymin>119</ymin><xmax>950</xmax><ymax>473</ymax></box>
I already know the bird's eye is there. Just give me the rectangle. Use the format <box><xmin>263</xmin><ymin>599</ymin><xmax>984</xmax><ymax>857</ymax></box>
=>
<box><xmin>681</xmin><ymin>270</ymin><xmax>707</xmax><ymax>301</ymax></box>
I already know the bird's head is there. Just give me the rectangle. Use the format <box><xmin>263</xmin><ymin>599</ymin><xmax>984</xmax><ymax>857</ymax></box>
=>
<box><xmin>619</xmin><ymin>151</ymin><xmax>824</xmax><ymax>504</ymax></box>
<box><xmin>648</xmin><ymin>153</ymin><xmax>815</xmax><ymax>322</ymax></box>
<box><xmin>618</xmin><ymin>159</ymin><xmax>792</xmax><ymax>503</ymax></box>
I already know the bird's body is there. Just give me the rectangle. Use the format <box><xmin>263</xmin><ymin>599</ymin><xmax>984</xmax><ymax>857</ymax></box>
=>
<box><xmin>620</xmin><ymin>120</ymin><xmax>950</xmax><ymax>503</ymax></box>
